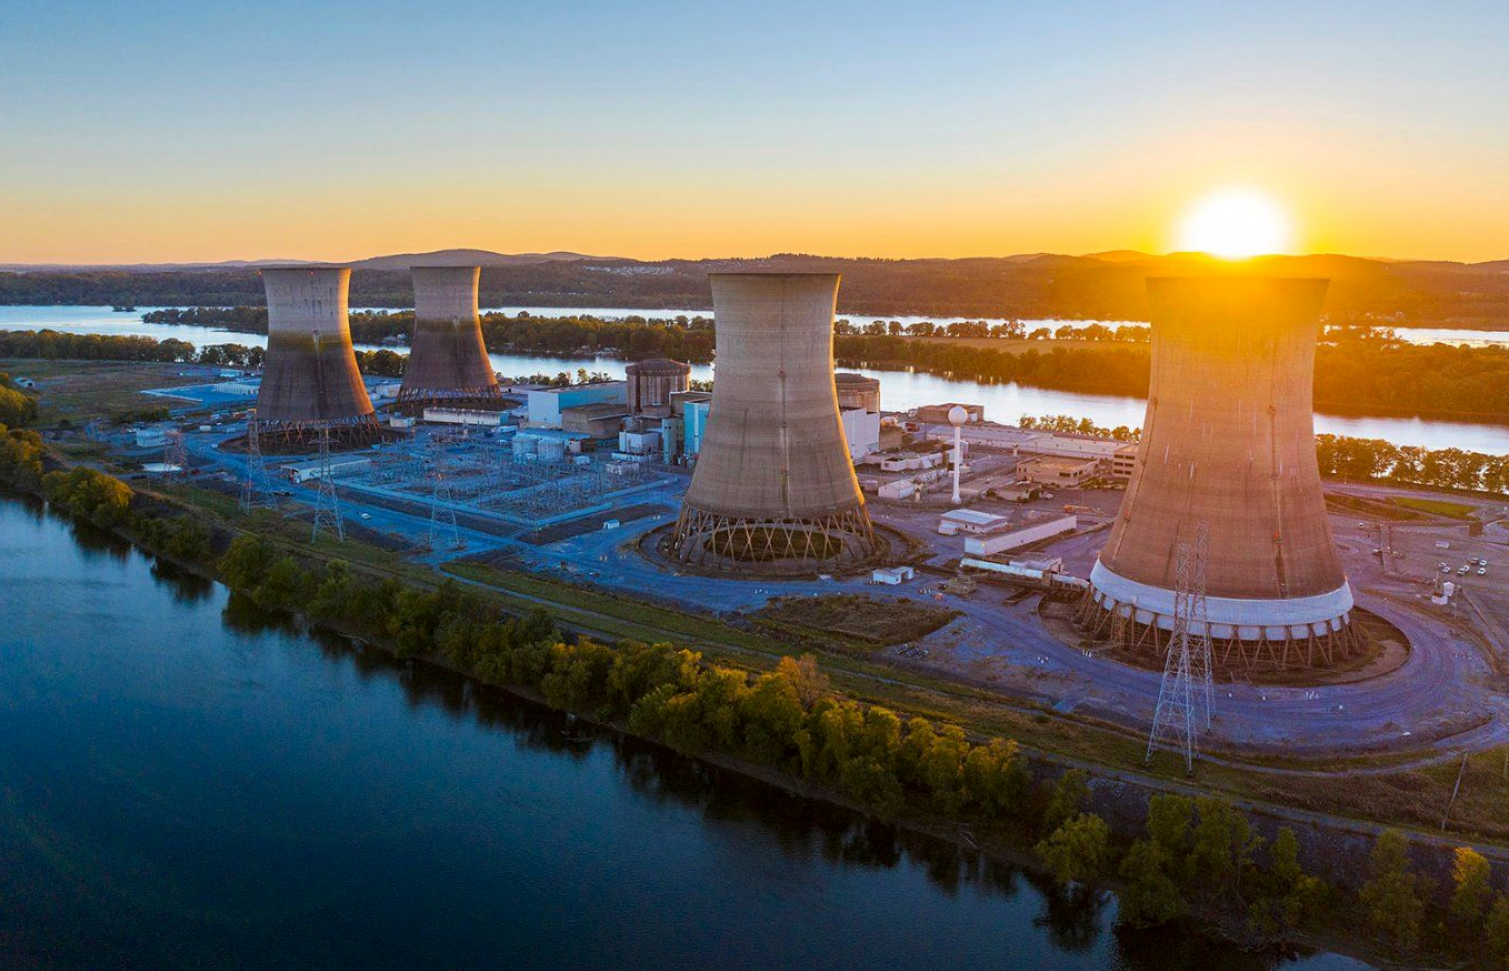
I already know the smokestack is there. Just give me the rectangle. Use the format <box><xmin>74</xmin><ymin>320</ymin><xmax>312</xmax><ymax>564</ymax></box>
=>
<box><xmin>255</xmin><ymin>266</ymin><xmax>378</xmax><ymax>447</ymax></box>
<box><xmin>398</xmin><ymin>265</ymin><xmax>503</xmax><ymax>411</ymax></box>
<box><xmin>672</xmin><ymin>273</ymin><xmax>878</xmax><ymax>571</ymax></box>
<box><xmin>1080</xmin><ymin>276</ymin><xmax>1359</xmax><ymax>670</ymax></box>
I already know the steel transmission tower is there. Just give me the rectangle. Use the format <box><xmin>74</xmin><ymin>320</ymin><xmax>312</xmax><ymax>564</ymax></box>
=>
<box><xmin>162</xmin><ymin>430</ymin><xmax>187</xmax><ymax>480</ymax></box>
<box><xmin>426</xmin><ymin>438</ymin><xmax>462</xmax><ymax>551</ymax></box>
<box><xmin>1146</xmin><ymin>526</ymin><xmax>1212</xmax><ymax>774</ymax></box>
<box><xmin>1187</xmin><ymin>522</ymin><xmax>1214</xmax><ymax>729</ymax></box>
<box><xmin>239</xmin><ymin>410</ymin><xmax>278</xmax><ymax>512</ymax></box>
<box><xmin>310</xmin><ymin>427</ymin><xmax>345</xmax><ymax>542</ymax></box>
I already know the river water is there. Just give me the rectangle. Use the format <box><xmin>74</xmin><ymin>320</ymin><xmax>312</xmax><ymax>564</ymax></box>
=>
<box><xmin>0</xmin><ymin>491</ymin><xmax>1371</xmax><ymax>970</ymax></box>
<box><xmin>2</xmin><ymin>306</ymin><xmax>1508</xmax><ymax>453</ymax></box>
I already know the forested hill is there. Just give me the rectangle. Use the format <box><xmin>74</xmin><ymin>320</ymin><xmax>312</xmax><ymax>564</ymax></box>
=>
<box><xmin>3</xmin><ymin>251</ymin><xmax>1507</xmax><ymax>326</ymax></box>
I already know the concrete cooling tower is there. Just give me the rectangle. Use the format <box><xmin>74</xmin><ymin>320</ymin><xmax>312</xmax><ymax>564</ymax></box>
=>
<box><xmin>1078</xmin><ymin>277</ymin><xmax>1361</xmax><ymax>670</ymax></box>
<box><xmin>671</xmin><ymin>273</ymin><xmax>878</xmax><ymax>571</ymax></box>
<box><xmin>255</xmin><ymin>267</ymin><xmax>379</xmax><ymax>446</ymax></box>
<box><xmin>398</xmin><ymin>266</ymin><xmax>503</xmax><ymax>411</ymax></box>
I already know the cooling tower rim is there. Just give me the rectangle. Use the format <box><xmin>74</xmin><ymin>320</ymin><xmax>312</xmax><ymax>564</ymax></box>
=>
<box><xmin>707</xmin><ymin>271</ymin><xmax>842</xmax><ymax>281</ymax></box>
<box><xmin>1088</xmin><ymin>560</ymin><xmax>1354</xmax><ymax>633</ymax></box>
<box><xmin>258</xmin><ymin>264</ymin><xmax>350</xmax><ymax>274</ymax></box>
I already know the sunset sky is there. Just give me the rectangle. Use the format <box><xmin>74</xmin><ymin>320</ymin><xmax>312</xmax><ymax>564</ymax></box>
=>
<box><xmin>2</xmin><ymin>0</ymin><xmax>1505</xmax><ymax>264</ymax></box>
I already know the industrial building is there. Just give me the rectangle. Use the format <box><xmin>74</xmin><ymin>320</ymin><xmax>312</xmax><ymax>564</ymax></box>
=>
<box><xmin>1079</xmin><ymin>277</ymin><xmax>1360</xmax><ymax>670</ymax></box>
<box><xmin>254</xmin><ymin>266</ymin><xmax>379</xmax><ymax>446</ymax></box>
<box><xmin>963</xmin><ymin>514</ymin><xmax>1077</xmax><ymax>556</ymax></box>
<box><xmin>562</xmin><ymin>402</ymin><xmax>632</xmax><ymax>439</ymax></box>
<box><xmin>674</xmin><ymin>391</ymin><xmax>712</xmax><ymax>459</ymax></box>
<box><xmin>915</xmin><ymin>402</ymin><xmax>984</xmax><ymax>424</ymax></box>
<box><xmin>526</xmin><ymin>382</ymin><xmax>627</xmax><ymax>429</ymax></box>
<box><xmin>626</xmin><ymin>358</ymin><xmax>692</xmax><ymax>417</ymax></box>
<box><xmin>397</xmin><ymin>266</ymin><xmax>503</xmax><ymax>412</ymax></box>
<box><xmin>672</xmin><ymin>273</ymin><xmax>878</xmax><ymax>570</ymax></box>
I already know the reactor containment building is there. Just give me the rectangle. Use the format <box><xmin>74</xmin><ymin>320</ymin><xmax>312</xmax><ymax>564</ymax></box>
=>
<box><xmin>254</xmin><ymin>266</ymin><xmax>379</xmax><ymax>447</ymax></box>
<box><xmin>1078</xmin><ymin>276</ymin><xmax>1361</xmax><ymax>670</ymax></box>
<box><xmin>398</xmin><ymin>265</ymin><xmax>504</xmax><ymax>412</ymax></box>
<box><xmin>671</xmin><ymin>273</ymin><xmax>878</xmax><ymax>571</ymax></box>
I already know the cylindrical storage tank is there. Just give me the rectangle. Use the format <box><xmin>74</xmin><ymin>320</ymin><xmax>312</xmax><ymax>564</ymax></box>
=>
<box><xmin>625</xmin><ymin>358</ymin><xmax>692</xmax><ymax>417</ymax></box>
<box><xmin>399</xmin><ymin>266</ymin><xmax>501</xmax><ymax>411</ymax></box>
<box><xmin>672</xmin><ymin>273</ymin><xmax>877</xmax><ymax>571</ymax></box>
<box><xmin>1079</xmin><ymin>277</ymin><xmax>1358</xmax><ymax>671</ymax></box>
<box><xmin>537</xmin><ymin>437</ymin><xmax>567</xmax><ymax>463</ymax></box>
<box><xmin>255</xmin><ymin>266</ymin><xmax>378</xmax><ymax>445</ymax></box>
<box><xmin>835</xmin><ymin>372</ymin><xmax>881</xmax><ymax>413</ymax></box>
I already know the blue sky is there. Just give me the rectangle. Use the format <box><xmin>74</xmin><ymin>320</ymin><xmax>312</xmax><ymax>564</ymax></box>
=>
<box><xmin>3</xmin><ymin>0</ymin><xmax>1505</xmax><ymax>262</ymax></box>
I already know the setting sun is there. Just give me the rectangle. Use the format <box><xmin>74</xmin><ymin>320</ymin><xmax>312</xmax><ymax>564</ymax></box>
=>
<box><xmin>1176</xmin><ymin>188</ymin><xmax>1293</xmax><ymax>259</ymax></box>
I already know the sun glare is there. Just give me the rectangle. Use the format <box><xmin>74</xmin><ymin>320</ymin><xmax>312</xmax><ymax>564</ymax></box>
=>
<box><xmin>1176</xmin><ymin>188</ymin><xmax>1293</xmax><ymax>259</ymax></box>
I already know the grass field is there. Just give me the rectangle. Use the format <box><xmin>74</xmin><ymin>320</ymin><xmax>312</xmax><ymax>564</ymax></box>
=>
<box><xmin>0</xmin><ymin>358</ymin><xmax>196</xmax><ymax>426</ymax></box>
<box><xmin>1390</xmin><ymin>495</ymin><xmax>1478</xmax><ymax>519</ymax></box>
<box><xmin>754</xmin><ymin>593</ymin><xmax>959</xmax><ymax>648</ymax></box>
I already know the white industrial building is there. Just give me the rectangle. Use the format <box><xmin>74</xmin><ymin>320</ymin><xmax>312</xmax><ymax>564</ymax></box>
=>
<box><xmin>937</xmin><ymin>508</ymin><xmax>1012</xmax><ymax>536</ymax></box>
<box><xmin>963</xmin><ymin>514</ymin><xmax>1077</xmax><ymax>556</ymax></box>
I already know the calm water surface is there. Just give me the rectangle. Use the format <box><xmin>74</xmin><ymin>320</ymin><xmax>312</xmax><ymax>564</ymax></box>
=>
<box><xmin>0</xmin><ymin>493</ymin><xmax>1373</xmax><ymax>970</ymax></box>
<box><xmin>3</xmin><ymin>306</ymin><xmax>1508</xmax><ymax>453</ymax></box>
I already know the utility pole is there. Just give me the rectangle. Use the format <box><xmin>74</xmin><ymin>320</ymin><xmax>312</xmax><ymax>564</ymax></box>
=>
<box><xmin>310</xmin><ymin>427</ymin><xmax>344</xmax><ymax>542</ymax></box>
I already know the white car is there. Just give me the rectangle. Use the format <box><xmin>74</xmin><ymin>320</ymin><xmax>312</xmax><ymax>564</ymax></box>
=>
<box><xmin>1479</xmin><ymin>567</ymin><xmax>1488</xmax><ymax>576</ymax></box>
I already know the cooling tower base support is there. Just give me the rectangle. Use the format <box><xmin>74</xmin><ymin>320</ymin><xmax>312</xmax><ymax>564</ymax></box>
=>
<box><xmin>395</xmin><ymin>387</ymin><xmax>511</xmax><ymax>415</ymax></box>
<box><xmin>255</xmin><ymin>416</ymin><xmax>384</xmax><ymax>453</ymax></box>
<box><xmin>1074</xmin><ymin>584</ymin><xmax>1367</xmax><ymax>673</ymax></box>
<box><xmin>669</xmin><ymin>506</ymin><xmax>881</xmax><ymax>575</ymax></box>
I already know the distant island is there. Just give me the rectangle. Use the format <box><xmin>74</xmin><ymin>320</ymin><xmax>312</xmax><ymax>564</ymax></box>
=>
<box><xmin>3</xmin><ymin>247</ymin><xmax>1507</xmax><ymax>327</ymax></box>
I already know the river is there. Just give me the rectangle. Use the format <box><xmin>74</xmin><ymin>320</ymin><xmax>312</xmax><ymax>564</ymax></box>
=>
<box><xmin>0</xmin><ymin>491</ymin><xmax>1372</xmax><ymax>970</ymax></box>
<box><xmin>3</xmin><ymin>306</ymin><xmax>1508</xmax><ymax>453</ymax></box>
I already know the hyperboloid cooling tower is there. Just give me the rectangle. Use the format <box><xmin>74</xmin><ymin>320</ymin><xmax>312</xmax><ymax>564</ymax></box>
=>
<box><xmin>1079</xmin><ymin>277</ymin><xmax>1361</xmax><ymax>670</ymax></box>
<box><xmin>398</xmin><ymin>265</ymin><xmax>503</xmax><ymax>411</ymax></box>
<box><xmin>255</xmin><ymin>266</ymin><xmax>379</xmax><ymax>446</ymax></box>
<box><xmin>671</xmin><ymin>273</ymin><xmax>878</xmax><ymax>571</ymax></box>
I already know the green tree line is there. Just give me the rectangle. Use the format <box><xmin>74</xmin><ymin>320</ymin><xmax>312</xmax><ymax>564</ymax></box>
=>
<box><xmin>1019</xmin><ymin>413</ymin><xmax>1509</xmax><ymax>494</ymax></box>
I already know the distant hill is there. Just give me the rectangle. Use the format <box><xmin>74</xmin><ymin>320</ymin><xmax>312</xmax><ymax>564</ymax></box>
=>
<box><xmin>350</xmin><ymin>249</ymin><xmax>615</xmax><ymax>271</ymax></box>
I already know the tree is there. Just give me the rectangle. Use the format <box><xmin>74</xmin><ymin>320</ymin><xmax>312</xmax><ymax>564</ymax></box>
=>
<box><xmin>1036</xmin><ymin>813</ymin><xmax>1111</xmax><ymax>887</ymax></box>
<box><xmin>1042</xmin><ymin>769</ymin><xmax>1089</xmax><ymax>834</ymax></box>
<box><xmin>1247</xmin><ymin>827</ymin><xmax>1324</xmax><ymax>939</ymax></box>
<box><xmin>1449</xmin><ymin>845</ymin><xmax>1491</xmax><ymax>927</ymax></box>
<box><xmin>1484</xmin><ymin>894</ymin><xmax>1509</xmax><ymax>964</ymax></box>
<box><xmin>776</xmin><ymin>654</ymin><xmax>828</xmax><ymax>710</ymax></box>
<box><xmin>1359</xmin><ymin>829</ymin><xmax>1423</xmax><ymax>954</ymax></box>
<box><xmin>1118</xmin><ymin>839</ymin><xmax>1184</xmax><ymax>927</ymax></box>
<box><xmin>1189</xmin><ymin>798</ymin><xmax>1259</xmax><ymax>904</ymax></box>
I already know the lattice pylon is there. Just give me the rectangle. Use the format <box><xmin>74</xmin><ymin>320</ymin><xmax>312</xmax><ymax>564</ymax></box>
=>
<box><xmin>427</xmin><ymin>440</ymin><xmax>463</xmax><ymax>552</ymax></box>
<box><xmin>162</xmin><ymin>430</ymin><xmax>187</xmax><ymax>480</ymax></box>
<box><xmin>1146</xmin><ymin>535</ymin><xmax>1203</xmax><ymax>774</ymax></box>
<box><xmin>1187</xmin><ymin>521</ymin><xmax>1214</xmax><ymax>730</ymax></box>
<box><xmin>311</xmin><ymin>427</ymin><xmax>345</xmax><ymax>543</ymax></box>
<box><xmin>239</xmin><ymin>410</ymin><xmax>278</xmax><ymax>513</ymax></box>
